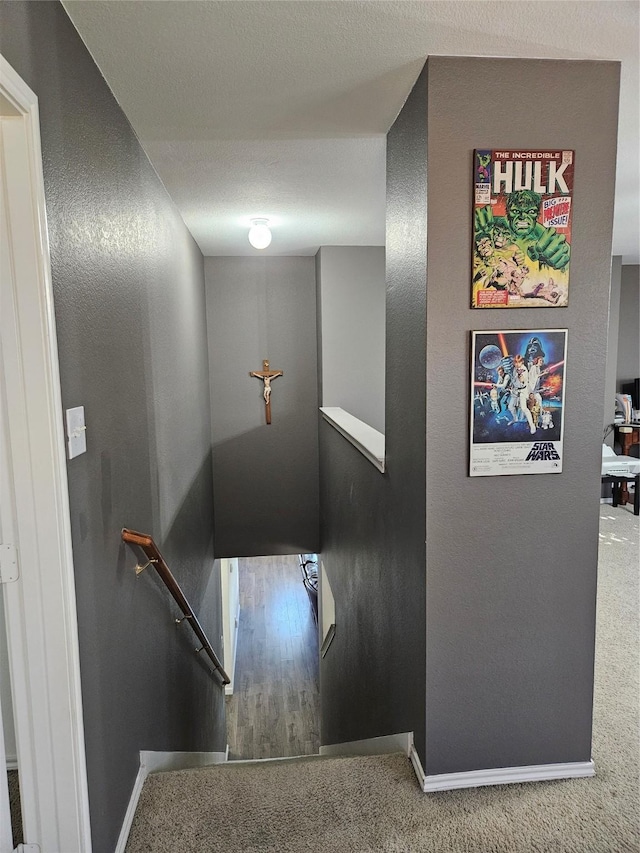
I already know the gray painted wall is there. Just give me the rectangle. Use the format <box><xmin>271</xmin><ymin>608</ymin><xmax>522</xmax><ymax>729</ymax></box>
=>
<box><xmin>424</xmin><ymin>56</ymin><xmax>619</xmax><ymax>774</ymax></box>
<box><xmin>316</xmin><ymin>246</ymin><xmax>386</xmax><ymax>432</ymax></box>
<box><xmin>617</xmin><ymin>264</ymin><xmax>640</xmax><ymax>389</ymax></box>
<box><xmin>205</xmin><ymin>257</ymin><xmax>319</xmax><ymax>557</ymax></box>
<box><xmin>0</xmin><ymin>5</ymin><xmax>225</xmax><ymax>851</ymax></box>
<box><xmin>319</xmin><ymin>68</ymin><xmax>428</xmax><ymax>760</ymax></box>
<box><xmin>319</xmin><ymin>55</ymin><xmax>620</xmax><ymax>776</ymax></box>
<box><xmin>604</xmin><ymin>257</ymin><xmax>622</xmax><ymax>443</ymax></box>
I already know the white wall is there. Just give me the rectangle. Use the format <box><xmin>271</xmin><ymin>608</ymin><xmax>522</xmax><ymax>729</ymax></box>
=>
<box><xmin>0</xmin><ymin>589</ymin><xmax>16</xmax><ymax>764</ymax></box>
<box><xmin>316</xmin><ymin>247</ymin><xmax>385</xmax><ymax>433</ymax></box>
<box><xmin>220</xmin><ymin>558</ymin><xmax>239</xmax><ymax>694</ymax></box>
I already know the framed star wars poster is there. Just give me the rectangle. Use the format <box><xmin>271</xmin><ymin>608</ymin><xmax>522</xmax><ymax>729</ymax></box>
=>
<box><xmin>470</xmin><ymin>329</ymin><xmax>568</xmax><ymax>476</ymax></box>
<box><xmin>472</xmin><ymin>149</ymin><xmax>574</xmax><ymax>308</ymax></box>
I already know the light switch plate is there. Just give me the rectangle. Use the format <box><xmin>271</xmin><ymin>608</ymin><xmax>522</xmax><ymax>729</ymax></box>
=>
<box><xmin>66</xmin><ymin>406</ymin><xmax>87</xmax><ymax>459</ymax></box>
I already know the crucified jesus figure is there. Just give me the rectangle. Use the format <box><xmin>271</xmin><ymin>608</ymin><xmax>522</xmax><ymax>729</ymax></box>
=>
<box><xmin>249</xmin><ymin>360</ymin><xmax>283</xmax><ymax>424</ymax></box>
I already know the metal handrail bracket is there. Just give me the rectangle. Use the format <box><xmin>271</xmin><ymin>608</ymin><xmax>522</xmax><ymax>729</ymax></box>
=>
<box><xmin>121</xmin><ymin>527</ymin><xmax>230</xmax><ymax>684</ymax></box>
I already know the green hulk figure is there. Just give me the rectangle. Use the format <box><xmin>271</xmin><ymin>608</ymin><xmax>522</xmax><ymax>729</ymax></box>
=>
<box><xmin>475</xmin><ymin>189</ymin><xmax>570</xmax><ymax>270</ymax></box>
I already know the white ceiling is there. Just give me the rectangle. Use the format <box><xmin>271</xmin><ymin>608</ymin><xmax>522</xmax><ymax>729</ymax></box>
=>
<box><xmin>63</xmin><ymin>1</ymin><xmax>639</xmax><ymax>262</ymax></box>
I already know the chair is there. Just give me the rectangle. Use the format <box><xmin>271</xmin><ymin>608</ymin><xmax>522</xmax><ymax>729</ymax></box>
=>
<box><xmin>298</xmin><ymin>554</ymin><xmax>319</xmax><ymax>624</ymax></box>
<box><xmin>602</xmin><ymin>444</ymin><xmax>640</xmax><ymax>515</ymax></box>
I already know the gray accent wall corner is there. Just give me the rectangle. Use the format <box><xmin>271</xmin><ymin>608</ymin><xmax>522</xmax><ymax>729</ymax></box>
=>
<box><xmin>424</xmin><ymin>56</ymin><xmax>620</xmax><ymax>775</ymax></box>
<box><xmin>319</xmin><ymin>55</ymin><xmax>620</xmax><ymax>779</ymax></box>
<box><xmin>205</xmin><ymin>256</ymin><xmax>319</xmax><ymax>557</ymax></box>
<box><xmin>318</xmin><ymin>66</ymin><xmax>428</xmax><ymax>761</ymax></box>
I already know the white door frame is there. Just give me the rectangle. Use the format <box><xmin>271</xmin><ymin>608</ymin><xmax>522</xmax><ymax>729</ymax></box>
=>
<box><xmin>0</xmin><ymin>55</ymin><xmax>92</xmax><ymax>852</ymax></box>
<box><xmin>1</xmin><ymin>142</ymin><xmax>18</xmax><ymax>853</ymax></box>
<box><xmin>220</xmin><ymin>558</ymin><xmax>240</xmax><ymax>695</ymax></box>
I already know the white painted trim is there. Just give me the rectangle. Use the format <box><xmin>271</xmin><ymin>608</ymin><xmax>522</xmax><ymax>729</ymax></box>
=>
<box><xmin>224</xmin><ymin>753</ymin><xmax>325</xmax><ymax>765</ymax></box>
<box><xmin>141</xmin><ymin>750</ymin><xmax>229</xmax><ymax>775</ymax></box>
<box><xmin>320</xmin><ymin>407</ymin><xmax>385</xmax><ymax>472</ymax></box>
<box><xmin>225</xmin><ymin>599</ymin><xmax>240</xmax><ymax>696</ymax></box>
<box><xmin>220</xmin><ymin>558</ymin><xmax>239</xmax><ymax>696</ymax></box>
<box><xmin>407</xmin><ymin>741</ymin><xmax>595</xmax><ymax>793</ymax></box>
<box><xmin>320</xmin><ymin>732</ymin><xmax>412</xmax><ymax>758</ymax></box>
<box><xmin>421</xmin><ymin>760</ymin><xmax>595</xmax><ymax>792</ymax></box>
<box><xmin>0</xmin><ymin>662</ymin><xmax>11</xmax><ymax>853</ymax></box>
<box><xmin>320</xmin><ymin>622</ymin><xmax>336</xmax><ymax>658</ymax></box>
<box><xmin>0</xmin><ymin>55</ymin><xmax>92</xmax><ymax>851</ymax></box>
<box><xmin>114</xmin><ymin>762</ymin><xmax>147</xmax><ymax>853</ymax></box>
<box><xmin>408</xmin><ymin>738</ymin><xmax>427</xmax><ymax>790</ymax></box>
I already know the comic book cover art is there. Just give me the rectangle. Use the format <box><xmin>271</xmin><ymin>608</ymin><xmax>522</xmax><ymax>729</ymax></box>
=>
<box><xmin>470</xmin><ymin>329</ymin><xmax>568</xmax><ymax>476</ymax></box>
<box><xmin>472</xmin><ymin>150</ymin><xmax>574</xmax><ymax>308</ymax></box>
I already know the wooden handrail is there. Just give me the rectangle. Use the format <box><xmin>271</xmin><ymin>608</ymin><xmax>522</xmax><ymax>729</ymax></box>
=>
<box><xmin>121</xmin><ymin>528</ymin><xmax>230</xmax><ymax>684</ymax></box>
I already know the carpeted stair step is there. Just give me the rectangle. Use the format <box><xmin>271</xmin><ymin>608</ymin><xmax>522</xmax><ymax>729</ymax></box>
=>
<box><xmin>125</xmin><ymin>752</ymin><xmax>416</xmax><ymax>852</ymax></box>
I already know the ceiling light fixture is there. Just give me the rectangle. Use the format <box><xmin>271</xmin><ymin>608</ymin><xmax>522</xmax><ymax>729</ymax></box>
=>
<box><xmin>248</xmin><ymin>218</ymin><xmax>272</xmax><ymax>250</ymax></box>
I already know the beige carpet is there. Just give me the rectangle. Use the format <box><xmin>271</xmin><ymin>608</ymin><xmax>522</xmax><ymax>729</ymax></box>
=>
<box><xmin>126</xmin><ymin>506</ymin><xmax>639</xmax><ymax>853</ymax></box>
<box><xmin>7</xmin><ymin>769</ymin><xmax>22</xmax><ymax>849</ymax></box>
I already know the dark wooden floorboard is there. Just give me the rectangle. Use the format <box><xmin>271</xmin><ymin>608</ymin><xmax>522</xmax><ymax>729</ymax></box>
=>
<box><xmin>226</xmin><ymin>554</ymin><xmax>320</xmax><ymax>760</ymax></box>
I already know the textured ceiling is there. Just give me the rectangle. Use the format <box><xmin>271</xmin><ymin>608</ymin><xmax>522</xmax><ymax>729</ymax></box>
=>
<box><xmin>63</xmin><ymin>1</ymin><xmax>639</xmax><ymax>261</ymax></box>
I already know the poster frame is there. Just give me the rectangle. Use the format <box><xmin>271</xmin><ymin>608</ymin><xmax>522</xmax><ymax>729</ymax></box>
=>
<box><xmin>472</xmin><ymin>149</ymin><xmax>574</xmax><ymax>309</ymax></box>
<box><xmin>469</xmin><ymin>328</ymin><xmax>568</xmax><ymax>477</ymax></box>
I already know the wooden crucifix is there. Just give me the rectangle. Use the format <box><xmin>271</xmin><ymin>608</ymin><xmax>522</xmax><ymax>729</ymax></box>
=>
<box><xmin>249</xmin><ymin>360</ymin><xmax>283</xmax><ymax>425</ymax></box>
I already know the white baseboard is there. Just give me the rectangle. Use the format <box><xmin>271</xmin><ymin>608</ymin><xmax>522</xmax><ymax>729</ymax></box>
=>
<box><xmin>114</xmin><ymin>762</ymin><xmax>148</xmax><ymax>853</ymax></box>
<box><xmin>141</xmin><ymin>749</ymin><xmax>229</xmax><ymax>774</ymax></box>
<box><xmin>225</xmin><ymin>752</ymin><xmax>325</xmax><ymax>765</ymax></box>
<box><xmin>225</xmin><ymin>601</ymin><xmax>241</xmax><ymax>695</ymax></box>
<box><xmin>5</xmin><ymin>758</ymin><xmax>18</xmax><ymax>771</ymax></box>
<box><xmin>320</xmin><ymin>732</ymin><xmax>412</xmax><ymax>758</ymax></box>
<box><xmin>413</xmin><ymin>756</ymin><xmax>595</xmax><ymax>793</ymax></box>
<box><xmin>115</xmin><ymin>749</ymin><xmax>229</xmax><ymax>853</ymax></box>
<box><xmin>408</xmin><ymin>737</ymin><xmax>426</xmax><ymax>789</ymax></box>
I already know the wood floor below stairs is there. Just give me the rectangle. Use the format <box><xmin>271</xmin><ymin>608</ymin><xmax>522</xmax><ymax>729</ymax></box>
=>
<box><xmin>225</xmin><ymin>554</ymin><xmax>320</xmax><ymax>760</ymax></box>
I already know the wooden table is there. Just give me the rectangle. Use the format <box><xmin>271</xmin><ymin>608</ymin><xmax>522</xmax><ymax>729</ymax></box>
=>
<box><xmin>615</xmin><ymin>424</ymin><xmax>640</xmax><ymax>506</ymax></box>
<box><xmin>616</xmin><ymin>423</ymin><xmax>640</xmax><ymax>454</ymax></box>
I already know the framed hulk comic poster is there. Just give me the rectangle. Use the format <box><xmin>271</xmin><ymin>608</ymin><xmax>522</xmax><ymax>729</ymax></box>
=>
<box><xmin>472</xmin><ymin>150</ymin><xmax>574</xmax><ymax>308</ymax></box>
<box><xmin>470</xmin><ymin>329</ymin><xmax>568</xmax><ymax>476</ymax></box>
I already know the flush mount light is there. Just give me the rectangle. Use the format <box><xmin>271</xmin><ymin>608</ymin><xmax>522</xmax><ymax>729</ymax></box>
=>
<box><xmin>248</xmin><ymin>218</ymin><xmax>272</xmax><ymax>250</ymax></box>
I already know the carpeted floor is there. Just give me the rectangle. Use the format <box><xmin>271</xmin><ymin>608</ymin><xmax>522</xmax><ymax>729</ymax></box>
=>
<box><xmin>126</xmin><ymin>505</ymin><xmax>639</xmax><ymax>853</ymax></box>
<box><xmin>7</xmin><ymin>769</ymin><xmax>22</xmax><ymax>849</ymax></box>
